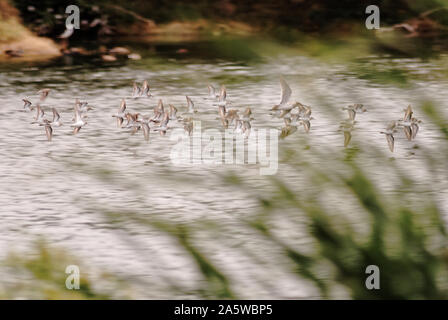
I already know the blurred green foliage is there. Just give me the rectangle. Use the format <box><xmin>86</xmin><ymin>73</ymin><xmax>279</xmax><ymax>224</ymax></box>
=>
<box><xmin>248</xmin><ymin>164</ymin><xmax>448</xmax><ymax>299</ymax></box>
<box><xmin>0</xmin><ymin>240</ymin><xmax>125</xmax><ymax>299</ymax></box>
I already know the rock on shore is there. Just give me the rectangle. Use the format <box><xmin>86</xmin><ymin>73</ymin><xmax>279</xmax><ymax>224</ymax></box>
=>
<box><xmin>0</xmin><ymin>1</ymin><xmax>60</xmax><ymax>61</ymax></box>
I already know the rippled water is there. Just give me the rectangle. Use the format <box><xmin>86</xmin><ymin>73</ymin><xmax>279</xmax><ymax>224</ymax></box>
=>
<box><xmin>1</xmin><ymin>40</ymin><xmax>447</xmax><ymax>298</ymax></box>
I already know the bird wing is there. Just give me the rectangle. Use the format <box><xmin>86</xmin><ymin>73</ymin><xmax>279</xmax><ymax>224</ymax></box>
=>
<box><xmin>132</xmin><ymin>83</ymin><xmax>140</xmax><ymax>96</ymax></box>
<box><xmin>142</xmin><ymin>80</ymin><xmax>150</xmax><ymax>96</ymax></box>
<box><xmin>411</xmin><ymin>123</ymin><xmax>419</xmax><ymax>140</ymax></box>
<box><xmin>52</xmin><ymin>108</ymin><xmax>60</xmax><ymax>122</ymax></box>
<box><xmin>219</xmin><ymin>86</ymin><xmax>226</xmax><ymax>102</ymax></box>
<box><xmin>219</xmin><ymin>106</ymin><xmax>226</xmax><ymax>119</ymax></box>
<box><xmin>38</xmin><ymin>89</ymin><xmax>50</xmax><ymax>101</ymax></box>
<box><xmin>23</xmin><ymin>99</ymin><xmax>32</xmax><ymax>108</ymax></box>
<box><xmin>157</xmin><ymin>99</ymin><xmax>164</xmax><ymax>113</ymax></box>
<box><xmin>302</xmin><ymin>120</ymin><xmax>310</xmax><ymax>133</ymax></box>
<box><xmin>404</xmin><ymin>105</ymin><xmax>413</xmax><ymax>121</ymax></box>
<box><xmin>45</xmin><ymin>125</ymin><xmax>52</xmax><ymax>141</ymax></box>
<box><xmin>74</xmin><ymin>101</ymin><xmax>82</xmax><ymax>123</ymax></box>
<box><xmin>117</xmin><ymin>117</ymin><xmax>123</xmax><ymax>127</ymax></box>
<box><xmin>386</xmin><ymin>134</ymin><xmax>394</xmax><ymax>152</ymax></box>
<box><xmin>386</xmin><ymin>121</ymin><xmax>396</xmax><ymax>131</ymax></box>
<box><xmin>169</xmin><ymin>104</ymin><xmax>177</xmax><ymax>117</ymax></box>
<box><xmin>161</xmin><ymin>112</ymin><xmax>170</xmax><ymax>126</ymax></box>
<box><xmin>279</xmin><ymin>78</ymin><xmax>292</xmax><ymax>106</ymax></box>
<box><xmin>142</xmin><ymin>123</ymin><xmax>150</xmax><ymax>141</ymax></box>
<box><xmin>403</xmin><ymin>126</ymin><xmax>412</xmax><ymax>141</ymax></box>
<box><xmin>130</xmin><ymin>125</ymin><xmax>140</xmax><ymax>135</ymax></box>
<box><xmin>186</xmin><ymin>96</ymin><xmax>194</xmax><ymax>111</ymax></box>
<box><xmin>208</xmin><ymin>84</ymin><xmax>215</xmax><ymax>97</ymax></box>
<box><xmin>35</xmin><ymin>105</ymin><xmax>43</xmax><ymax>120</ymax></box>
<box><xmin>119</xmin><ymin>99</ymin><xmax>126</xmax><ymax>113</ymax></box>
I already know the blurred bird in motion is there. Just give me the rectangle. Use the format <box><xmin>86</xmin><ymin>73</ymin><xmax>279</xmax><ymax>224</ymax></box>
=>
<box><xmin>186</xmin><ymin>96</ymin><xmax>197</xmax><ymax>113</ymax></box>
<box><xmin>37</xmin><ymin>88</ymin><xmax>51</xmax><ymax>101</ymax></box>
<box><xmin>71</xmin><ymin>100</ymin><xmax>87</xmax><ymax>134</ymax></box>
<box><xmin>22</xmin><ymin>98</ymin><xmax>33</xmax><ymax>111</ymax></box>
<box><xmin>342</xmin><ymin>104</ymin><xmax>366</xmax><ymax>122</ymax></box>
<box><xmin>112</xmin><ymin>99</ymin><xmax>127</xmax><ymax>127</ymax></box>
<box><xmin>271</xmin><ymin>77</ymin><xmax>292</xmax><ymax>117</ymax></box>
<box><xmin>20</xmin><ymin>79</ymin><xmax>422</xmax><ymax>155</ymax></box>
<box><xmin>280</xmin><ymin>117</ymin><xmax>298</xmax><ymax>139</ymax></box>
<box><xmin>380</xmin><ymin>121</ymin><xmax>397</xmax><ymax>152</ymax></box>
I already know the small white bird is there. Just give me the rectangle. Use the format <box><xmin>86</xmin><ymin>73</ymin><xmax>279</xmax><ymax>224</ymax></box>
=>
<box><xmin>186</xmin><ymin>96</ymin><xmax>197</xmax><ymax>113</ymax></box>
<box><xmin>141</xmin><ymin>80</ymin><xmax>152</xmax><ymax>97</ymax></box>
<box><xmin>50</xmin><ymin>107</ymin><xmax>63</xmax><ymax>127</ymax></box>
<box><xmin>298</xmin><ymin>107</ymin><xmax>313</xmax><ymax>133</ymax></box>
<box><xmin>37</xmin><ymin>88</ymin><xmax>51</xmax><ymax>101</ymax></box>
<box><xmin>71</xmin><ymin>100</ymin><xmax>87</xmax><ymax>134</ymax></box>
<box><xmin>41</xmin><ymin>119</ymin><xmax>53</xmax><ymax>142</ymax></box>
<box><xmin>207</xmin><ymin>84</ymin><xmax>219</xmax><ymax>99</ymax></box>
<box><xmin>141</xmin><ymin>122</ymin><xmax>150</xmax><ymax>141</ymax></box>
<box><xmin>234</xmin><ymin>119</ymin><xmax>243</xmax><ymax>134</ymax></box>
<box><xmin>37</xmin><ymin>109</ymin><xmax>61</xmax><ymax>141</ymax></box>
<box><xmin>380</xmin><ymin>121</ymin><xmax>397</xmax><ymax>152</ymax></box>
<box><xmin>398</xmin><ymin>105</ymin><xmax>420</xmax><ymax>141</ymax></box>
<box><xmin>22</xmin><ymin>98</ymin><xmax>33</xmax><ymax>111</ymax></box>
<box><xmin>403</xmin><ymin>105</ymin><xmax>413</xmax><ymax>123</ymax></box>
<box><xmin>342</xmin><ymin>104</ymin><xmax>366</xmax><ymax>122</ymax></box>
<box><xmin>242</xmin><ymin>120</ymin><xmax>251</xmax><ymax>137</ymax></box>
<box><xmin>225</xmin><ymin>109</ymin><xmax>239</xmax><ymax>126</ymax></box>
<box><xmin>153</xmin><ymin>112</ymin><xmax>170</xmax><ymax>136</ymax></box>
<box><xmin>271</xmin><ymin>78</ymin><xmax>292</xmax><ymax>111</ymax></box>
<box><xmin>342</xmin><ymin>105</ymin><xmax>357</xmax><ymax>121</ymax></box>
<box><xmin>132</xmin><ymin>82</ymin><xmax>141</xmax><ymax>97</ymax></box>
<box><xmin>74</xmin><ymin>99</ymin><xmax>92</xmax><ymax>120</ymax></box>
<box><xmin>183</xmin><ymin>118</ymin><xmax>193</xmax><ymax>136</ymax></box>
<box><xmin>112</xmin><ymin>99</ymin><xmax>127</xmax><ymax>127</ymax></box>
<box><xmin>150</xmin><ymin>99</ymin><xmax>165</xmax><ymax>122</ymax></box>
<box><xmin>410</xmin><ymin>118</ymin><xmax>420</xmax><ymax>140</ymax></box>
<box><xmin>215</xmin><ymin>85</ymin><xmax>227</xmax><ymax>107</ymax></box>
<box><xmin>31</xmin><ymin>104</ymin><xmax>45</xmax><ymax>122</ymax></box>
<box><xmin>242</xmin><ymin>107</ymin><xmax>252</xmax><ymax>121</ymax></box>
<box><xmin>279</xmin><ymin>117</ymin><xmax>298</xmax><ymax>139</ymax></box>
<box><xmin>169</xmin><ymin>104</ymin><xmax>178</xmax><ymax>120</ymax></box>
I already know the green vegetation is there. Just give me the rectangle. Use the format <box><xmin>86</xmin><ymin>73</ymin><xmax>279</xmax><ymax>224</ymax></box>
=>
<box><xmin>0</xmin><ymin>240</ymin><xmax>128</xmax><ymax>299</ymax></box>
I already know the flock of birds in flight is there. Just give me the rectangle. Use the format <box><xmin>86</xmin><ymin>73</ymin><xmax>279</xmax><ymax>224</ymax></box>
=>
<box><xmin>21</xmin><ymin>78</ymin><xmax>421</xmax><ymax>153</ymax></box>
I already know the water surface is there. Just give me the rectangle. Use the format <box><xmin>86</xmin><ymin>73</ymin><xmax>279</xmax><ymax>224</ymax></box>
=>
<box><xmin>0</xmin><ymin>38</ymin><xmax>447</xmax><ymax>298</ymax></box>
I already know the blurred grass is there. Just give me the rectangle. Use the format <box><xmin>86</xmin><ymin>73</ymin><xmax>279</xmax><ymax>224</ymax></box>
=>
<box><xmin>248</xmin><ymin>163</ymin><xmax>448</xmax><ymax>299</ymax></box>
<box><xmin>0</xmin><ymin>240</ymin><xmax>130</xmax><ymax>299</ymax></box>
<box><xmin>422</xmin><ymin>101</ymin><xmax>448</xmax><ymax>138</ymax></box>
